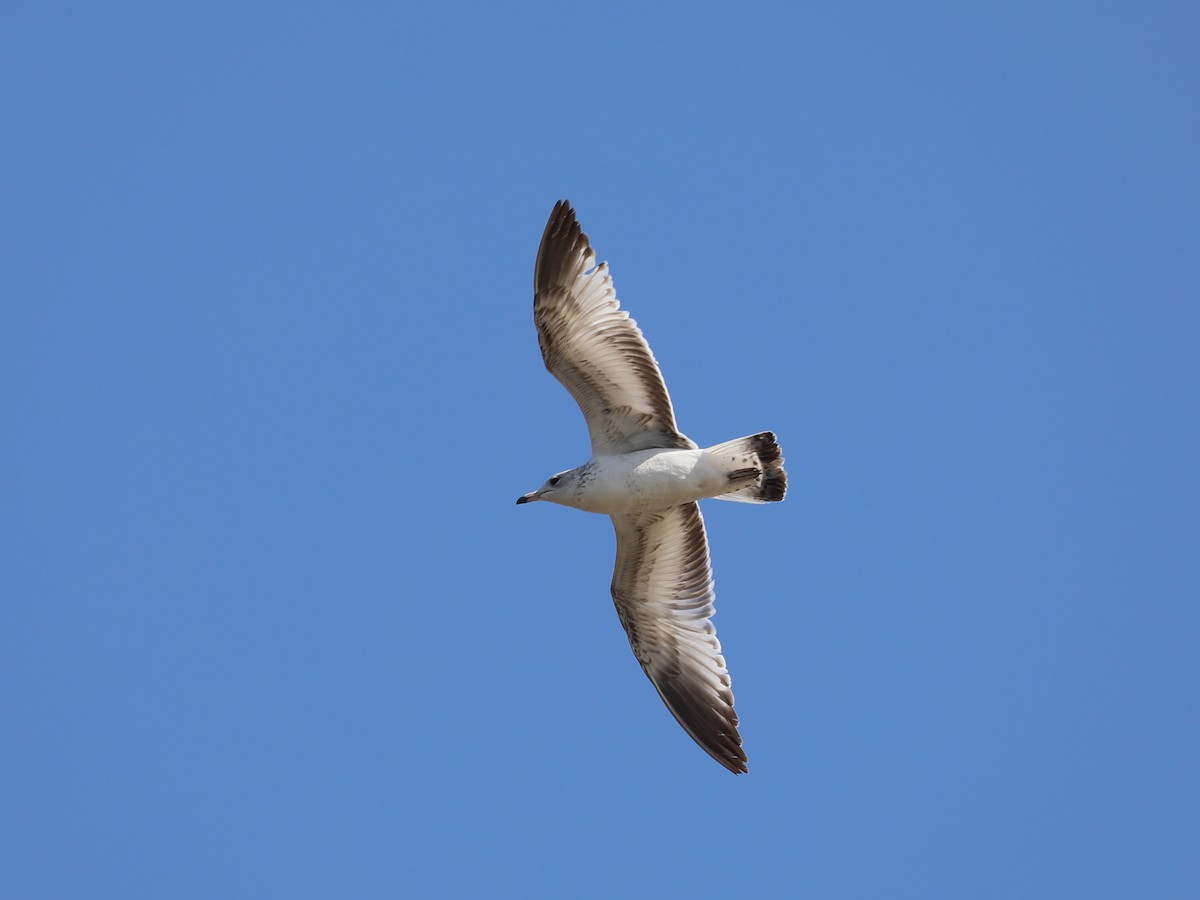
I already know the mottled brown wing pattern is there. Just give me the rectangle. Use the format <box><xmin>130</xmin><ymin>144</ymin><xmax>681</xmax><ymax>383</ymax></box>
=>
<box><xmin>534</xmin><ymin>201</ymin><xmax>696</xmax><ymax>455</ymax></box>
<box><xmin>610</xmin><ymin>502</ymin><xmax>747</xmax><ymax>774</ymax></box>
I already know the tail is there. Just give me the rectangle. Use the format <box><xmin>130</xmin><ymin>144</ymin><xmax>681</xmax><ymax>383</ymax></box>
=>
<box><xmin>706</xmin><ymin>432</ymin><xmax>788</xmax><ymax>504</ymax></box>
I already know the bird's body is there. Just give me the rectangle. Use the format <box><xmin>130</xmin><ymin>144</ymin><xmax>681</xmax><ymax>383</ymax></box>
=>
<box><xmin>519</xmin><ymin>445</ymin><xmax>765</xmax><ymax>515</ymax></box>
<box><xmin>518</xmin><ymin>201</ymin><xmax>787</xmax><ymax>775</ymax></box>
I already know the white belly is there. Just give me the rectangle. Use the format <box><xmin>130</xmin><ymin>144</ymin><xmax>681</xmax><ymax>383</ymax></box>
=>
<box><xmin>573</xmin><ymin>449</ymin><xmax>728</xmax><ymax>515</ymax></box>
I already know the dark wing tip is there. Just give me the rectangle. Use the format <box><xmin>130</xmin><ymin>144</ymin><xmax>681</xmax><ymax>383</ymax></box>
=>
<box><xmin>656</xmin><ymin>678</ymin><xmax>748</xmax><ymax>775</ymax></box>
<box><xmin>535</xmin><ymin>200</ymin><xmax>591</xmax><ymax>293</ymax></box>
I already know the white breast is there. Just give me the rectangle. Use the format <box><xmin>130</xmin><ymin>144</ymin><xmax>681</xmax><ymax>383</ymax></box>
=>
<box><xmin>574</xmin><ymin>449</ymin><xmax>728</xmax><ymax>515</ymax></box>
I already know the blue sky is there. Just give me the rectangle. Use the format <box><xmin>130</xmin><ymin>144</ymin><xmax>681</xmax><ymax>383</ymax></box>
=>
<box><xmin>4</xmin><ymin>2</ymin><xmax>1198</xmax><ymax>897</ymax></box>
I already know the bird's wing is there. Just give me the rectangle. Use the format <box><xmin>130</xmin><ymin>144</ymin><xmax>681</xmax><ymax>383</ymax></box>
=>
<box><xmin>610</xmin><ymin>502</ymin><xmax>746</xmax><ymax>774</ymax></box>
<box><xmin>534</xmin><ymin>200</ymin><xmax>696</xmax><ymax>456</ymax></box>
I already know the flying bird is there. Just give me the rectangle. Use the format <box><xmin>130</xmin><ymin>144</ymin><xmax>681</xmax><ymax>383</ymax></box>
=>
<box><xmin>517</xmin><ymin>201</ymin><xmax>787</xmax><ymax>774</ymax></box>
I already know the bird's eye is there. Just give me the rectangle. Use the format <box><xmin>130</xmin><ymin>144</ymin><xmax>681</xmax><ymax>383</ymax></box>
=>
<box><xmin>549</xmin><ymin>475</ymin><xmax>560</xmax><ymax>487</ymax></box>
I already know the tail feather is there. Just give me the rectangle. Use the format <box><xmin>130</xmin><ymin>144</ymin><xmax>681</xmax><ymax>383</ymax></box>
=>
<box><xmin>706</xmin><ymin>432</ymin><xmax>787</xmax><ymax>504</ymax></box>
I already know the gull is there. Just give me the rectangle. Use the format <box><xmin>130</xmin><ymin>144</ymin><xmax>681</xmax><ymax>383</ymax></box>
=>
<box><xmin>517</xmin><ymin>201</ymin><xmax>787</xmax><ymax>774</ymax></box>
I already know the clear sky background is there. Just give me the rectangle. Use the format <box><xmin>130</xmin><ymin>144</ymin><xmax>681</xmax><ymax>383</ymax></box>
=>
<box><xmin>4</xmin><ymin>2</ymin><xmax>1198</xmax><ymax>897</ymax></box>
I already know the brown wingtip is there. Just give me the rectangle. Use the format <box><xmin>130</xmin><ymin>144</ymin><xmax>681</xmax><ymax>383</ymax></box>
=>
<box><xmin>720</xmin><ymin>746</ymin><xmax>749</xmax><ymax>775</ymax></box>
<box><xmin>647</xmin><ymin>673</ymin><xmax>749</xmax><ymax>775</ymax></box>
<box><xmin>715</xmin><ymin>738</ymin><xmax>749</xmax><ymax>775</ymax></box>
<box><xmin>535</xmin><ymin>200</ymin><xmax>590</xmax><ymax>293</ymax></box>
<box><xmin>709</xmin><ymin>741</ymin><xmax>749</xmax><ymax>775</ymax></box>
<box><xmin>547</xmin><ymin>199</ymin><xmax>575</xmax><ymax>234</ymax></box>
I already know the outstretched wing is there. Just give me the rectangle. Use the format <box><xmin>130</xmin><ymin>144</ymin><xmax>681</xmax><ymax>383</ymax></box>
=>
<box><xmin>534</xmin><ymin>200</ymin><xmax>696</xmax><ymax>456</ymax></box>
<box><xmin>610</xmin><ymin>502</ymin><xmax>746</xmax><ymax>774</ymax></box>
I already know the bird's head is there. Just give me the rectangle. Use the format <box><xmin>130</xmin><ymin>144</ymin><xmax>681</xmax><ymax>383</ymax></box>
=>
<box><xmin>516</xmin><ymin>468</ymin><xmax>578</xmax><ymax>506</ymax></box>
